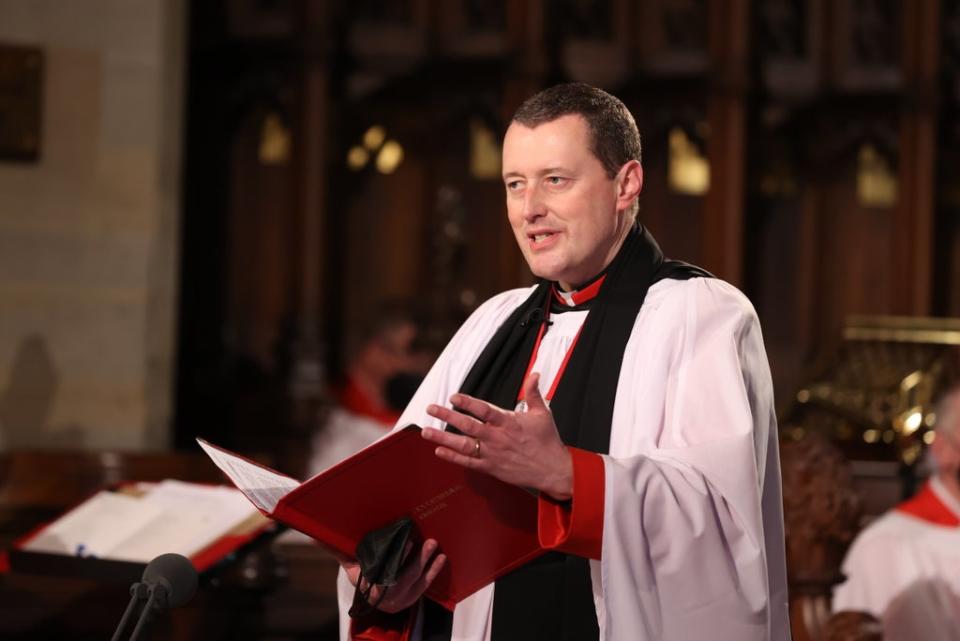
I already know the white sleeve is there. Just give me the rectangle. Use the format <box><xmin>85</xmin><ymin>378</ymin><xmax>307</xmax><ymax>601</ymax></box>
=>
<box><xmin>599</xmin><ymin>279</ymin><xmax>788</xmax><ymax>641</ymax></box>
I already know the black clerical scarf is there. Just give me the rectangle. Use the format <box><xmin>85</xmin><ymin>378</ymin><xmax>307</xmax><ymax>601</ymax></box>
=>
<box><xmin>422</xmin><ymin>224</ymin><xmax>711</xmax><ymax>641</ymax></box>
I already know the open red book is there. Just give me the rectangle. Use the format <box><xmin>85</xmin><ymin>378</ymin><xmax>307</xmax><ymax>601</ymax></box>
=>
<box><xmin>197</xmin><ymin>426</ymin><xmax>544</xmax><ymax>609</ymax></box>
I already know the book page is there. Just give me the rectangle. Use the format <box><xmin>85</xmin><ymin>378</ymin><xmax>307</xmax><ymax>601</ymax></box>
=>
<box><xmin>108</xmin><ymin>481</ymin><xmax>261</xmax><ymax>561</ymax></box>
<box><xmin>196</xmin><ymin>438</ymin><xmax>300</xmax><ymax>513</ymax></box>
<box><xmin>144</xmin><ymin>480</ymin><xmax>255</xmax><ymax>523</ymax></box>
<box><xmin>22</xmin><ymin>491</ymin><xmax>166</xmax><ymax>558</ymax></box>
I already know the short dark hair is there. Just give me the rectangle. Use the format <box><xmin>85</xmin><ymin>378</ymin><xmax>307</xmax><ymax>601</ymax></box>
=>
<box><xmin>511</xmin><ymin>82</ymin><xmax>642</xmax><ymax>178</ymax></box>
<box><xmin>355</xmin><ymin>300</ymin><xmax>428</xmax><ymax>350</ymax></box>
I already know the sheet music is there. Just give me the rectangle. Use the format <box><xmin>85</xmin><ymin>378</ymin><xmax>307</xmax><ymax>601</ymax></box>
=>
<box><xmin>196</xmin><ymin>439</ymin><xmax>300</xmax><ymax>513</ymax></box>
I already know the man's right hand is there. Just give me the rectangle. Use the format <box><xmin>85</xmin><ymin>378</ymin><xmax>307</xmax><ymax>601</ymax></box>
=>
<box><xmin>342</xmin><ymin>538</ymin><xmax>447</xmax><ymax>614</ymax></box>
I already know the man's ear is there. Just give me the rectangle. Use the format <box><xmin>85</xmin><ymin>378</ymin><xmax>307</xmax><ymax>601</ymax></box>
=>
<box><xmin>616</xmin><ymin>160</ymin><xmax>643</xmax><ymax>209</ymax></box>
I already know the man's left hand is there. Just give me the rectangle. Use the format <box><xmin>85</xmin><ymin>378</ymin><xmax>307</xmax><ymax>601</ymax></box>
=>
<box><xmin>423</xmin><ymin>373</ymin><xmax>573</xmax><ymax>501</ymax></box>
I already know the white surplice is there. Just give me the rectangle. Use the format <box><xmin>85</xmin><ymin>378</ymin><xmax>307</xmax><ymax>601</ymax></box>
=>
<box><xmin>337</xmin><ymin>276</ymin><xmax>790</xmax><ymax>641</ymax></box>
<box><xmin>832</xmin><ymin>477</ymin><xmax>960</xmax><ymax>640</ymax></box>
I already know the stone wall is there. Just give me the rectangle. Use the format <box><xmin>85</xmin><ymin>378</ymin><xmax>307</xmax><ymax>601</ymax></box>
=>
<box><xmin>0</xmin><ymin>0</ymin><xmax>184</xmax><ymax>450</ymax></box>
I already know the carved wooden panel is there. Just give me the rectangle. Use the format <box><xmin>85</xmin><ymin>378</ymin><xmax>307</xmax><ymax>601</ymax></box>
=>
<box><xmin>780</xmin><ymin>432</ymin><xmax>862</xmax><ymax>641</ymax></box>
<box><xmin>821</xmin><ymin>169</ymin><xmax>896</xmax><ymax>331</ymax></box>
<box><xmin>635</xmin><ymin>0</ymin><xmax>708</xmax><ymax>74</ymax></box>
<box><xmin>226</xmin><ymin>106</ymin><xmax>296</xmax><ymax>372</ymax></box>
<box><xmin>831</xmin><ymin>0</ymin><xmax>902</xmax><ymax>91</ymax></box>
<box><xmin>748</xmin><ymin>99</ymin><xmax>903</xmax><ymax>403</ymax></box>
<box><xmin>437</xmin><ymin>0</ymin><xmax>509</xmax><ymax>57</ymax></box>
<box><xmin>349</xmin><ymin>0</ymin><xmax>429</xmax><ymax>68</ymax></box>
<box><xmin>622</xmin><ymin>87</ymin><xmax>708</xmax><ymax>268</ymax></box>
<box><xmin>822</xmin><ymin>611</ymin><xmax>883</xmax><ymax>641</ymax></box>
<box><xmin>758</xmin><ymin>0</ymin><xmax>823</xmax><ymax>97</ymax></box>
<box><xmin>178</xmin><ymin>0</ymin><xmax>960</xmax><ymax>482</ymax></box>
<box><xmin>745</xmin><ymin>113</ymin><xmax>816</xmax><ymax>406</ymax></box>
<box><xmin>552</xmin><ymin>0</ymin><xmax>632</xmax><ymax>86</ymax></box>
<box><xmin>331</xmin><ymin>76</ymin><xmax>511</xmax><ymax>373</ymax></box>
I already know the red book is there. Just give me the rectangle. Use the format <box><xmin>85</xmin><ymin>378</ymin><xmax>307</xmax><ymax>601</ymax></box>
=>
<box><xmin>197</xmin><ymin>426</ymin><xmax>544</xmax><ymax>609</ymax></box>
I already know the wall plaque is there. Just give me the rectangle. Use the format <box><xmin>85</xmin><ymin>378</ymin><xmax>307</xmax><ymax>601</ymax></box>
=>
<box><xmin>0</xmin><ymin>44</ymin><xmax>43</xmax><ymax>162</ymax></box>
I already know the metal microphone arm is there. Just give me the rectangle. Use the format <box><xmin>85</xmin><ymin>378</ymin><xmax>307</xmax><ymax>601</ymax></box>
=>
<box><xmin>109</xmin><ymin>582</ymin><xmax>148</xmax><ymax>641</ymax></box>
<box><xmin>127</xmin><ymin>583</ymin><xmax>163</xmax><ymax>641</ymax></box>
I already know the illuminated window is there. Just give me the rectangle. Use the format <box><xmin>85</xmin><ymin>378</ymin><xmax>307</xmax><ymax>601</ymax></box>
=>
<box><xmin>668</xmin><ymin>127</ymin><xmax>709</xmax><ymax>195</ymax></box>
<box><xmin>857</xmin><ymin>143</ymin><xmax>897</xmax><ymax>207</ymax></box>
<box><xmin>258</xmin><ymin>112</ymin><xmax>291</xmax><ymax>165</ymax></box>
<box><xmin>470</xmin><ymin>118</ymin><xmax>501</xmax><ymax>180</ymax></box>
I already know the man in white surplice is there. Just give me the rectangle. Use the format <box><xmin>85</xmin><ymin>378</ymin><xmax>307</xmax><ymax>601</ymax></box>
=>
<box><xmin>338</xmin><ymin>83</ymin><xmax>790</xmax><ymax>641</ymax></box>
<box><xmin>833</xmin><ymin>385</ymin><xmax>960</xmax><ymax>640</ymax></box>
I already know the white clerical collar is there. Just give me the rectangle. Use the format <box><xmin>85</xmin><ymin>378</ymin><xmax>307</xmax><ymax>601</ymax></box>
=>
<box><xmin>930</xmin><ymin>476</ymin><xmax>960</xmax><ymax>520</ymax></box>
<box><xmin>556</xmin><ymin>289</ymin><xmax>576</xmax><ymax>306</ymax></box>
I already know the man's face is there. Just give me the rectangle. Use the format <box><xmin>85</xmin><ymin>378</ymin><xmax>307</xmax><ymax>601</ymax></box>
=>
<box><xmin>502</xmin><ymin>114</ymin><xmax>635</xmax><ymax>290</ymax></box>
<box><xmin>933</xmin><ymin>408</ymin><xmax>960</xmax><ymax>477</ymax></box>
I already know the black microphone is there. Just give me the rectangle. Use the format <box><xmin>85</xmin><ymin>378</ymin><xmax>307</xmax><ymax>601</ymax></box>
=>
<box><xmin>111</xmin><ymin>553</ymin><xmax>199</xmax><ymax>641</ymax></box>
<box><xmin>141</xmin><ymin>552</ymin><xmax>198</xmax><ymax>608</ymax></box>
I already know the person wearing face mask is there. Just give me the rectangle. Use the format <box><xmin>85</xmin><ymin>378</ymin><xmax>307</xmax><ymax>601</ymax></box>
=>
<box><xmin>337</xmin><ymin>83</ymin><xmax>789</xmax><ymax>641</ymax></box>
<box><xmin>832</xmin><ymin>385</ymin><xmax>960</xmax><ymax>640</ymax></box>
<box><xmin>307</xmin><ymin>303</ymin><xmax>434</xmax><ymax>475</ymax></box>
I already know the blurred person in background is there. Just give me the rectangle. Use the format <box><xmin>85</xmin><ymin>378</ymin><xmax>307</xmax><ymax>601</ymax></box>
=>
<box><xmin>307</xmin><ymin>302</ymin><xmax>435</xmax><ymax>475</ymax></box>
<box><xmin>833</xmin><ymin>384</ymin><xmax>960</xmax><ymax>640</ymax></box>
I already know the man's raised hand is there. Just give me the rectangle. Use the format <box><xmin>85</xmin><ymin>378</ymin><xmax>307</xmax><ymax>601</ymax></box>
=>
<box><xmin>422</xmin><ymin>373</ymin><xmax>574</xmax><ymax>500</ymax></box>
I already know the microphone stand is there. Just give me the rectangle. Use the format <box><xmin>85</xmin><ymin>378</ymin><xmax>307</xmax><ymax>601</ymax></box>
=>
<box><xmin>109</xmin><ymin>581</ymin><xmax>167</xmax><ymax>641</ymax></box>
<box><xmin>110</xmin><ymin>582</ymin><xmax>148</xmax><ymax>641</ymax></box>
<box><xmin>109</xmin><ymin>553</ymin><xmax>198</xmax><ymax>641</ymax></box>
<box><xmin>128</xmin><ymin>584</ymin><xmax>163</xmax><ymax>641</ymax></box>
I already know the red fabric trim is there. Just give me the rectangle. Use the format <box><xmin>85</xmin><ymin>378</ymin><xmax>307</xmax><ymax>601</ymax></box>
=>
<box><xmin>520</xmin><ymin>276</ymin><xmax>604</xmax><ymax>404</ymax></box>
<box><xmin>338</xmin><ymin>378</ymin><xmax>400</xmax><ymax>427</ymax></box>
<box><xmin>0</xmin><ymin>550</ymin><xmax>10</xmax><ymax>574</ymax></box>
<box><xmin>571</xmin><ymin>274</ymin><xmax>606</xmax><ymax>305</ymax></box>
<box><xmin>191</xmin><ymin>529</ymin><xmax>271</xmax><ymax>572</ymax></box>
<box><xmin>551</xmin><ymin>274</ymin><xmax>607</xmax><ymax>306</ymax></box>
<box><xmin>896</xmin><ymin>481</ymin><xmax>960</xmax><ymax>526</ymax></box>
<box><xmin>349</xmin><ymin>605</ymin><xmax>417</xmax><ymax>640</ymax></box>
<box><xmin>516</xmin><ymin>320</ymin><xmax>585</xmax><ymax>403</ymax></box>
<box><xmin>516</xmin><ymin>322</ymin><xmax>548</xmax><ymax>402</ymax></box>
<box><xmin>537</xmin><ymin>447</ymin><xmax>604</xmax><ymax>559</ymax></box>
<box><xmin>545</xmin><ymin>327</ymin><xmax>584</xmax><ymax>400</ymax></box>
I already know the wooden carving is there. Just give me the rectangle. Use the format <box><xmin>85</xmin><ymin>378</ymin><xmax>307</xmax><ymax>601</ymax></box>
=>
<box><xmin>822</xmin><ymin>611</ymin><xmax>884</xmax><ymax>641</ymax></box>
<box><xmin>781</xmin><ymin>431</ymin><xmax>863</xmax><ymax>641</ymax></box>
<box><xmin>833</xmin><ymin>0</ymin><xmax>902</xmax><ymax>91</ymax></box>
<box><xmin>636</xmin><ymin>0</ymin><xmax>708</xmax><ymax>74</ymax></box>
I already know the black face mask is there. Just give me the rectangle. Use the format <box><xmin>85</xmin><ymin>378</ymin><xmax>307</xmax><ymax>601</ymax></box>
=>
<box><xmin>384</xmin><ymin>371</ymin><xmax>425</xmax><ymax>412</ymax></box>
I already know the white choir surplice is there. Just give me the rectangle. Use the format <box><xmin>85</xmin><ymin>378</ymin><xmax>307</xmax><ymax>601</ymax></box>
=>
<box><xmin>832</xmin><ymin>477</ymin><xmax>960</xmax><ymax>640</ymax></box>
<box><xmin>337</xmin><ymin>276</ymin><xmax>790</xmax><ymax>641</ymax></box>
